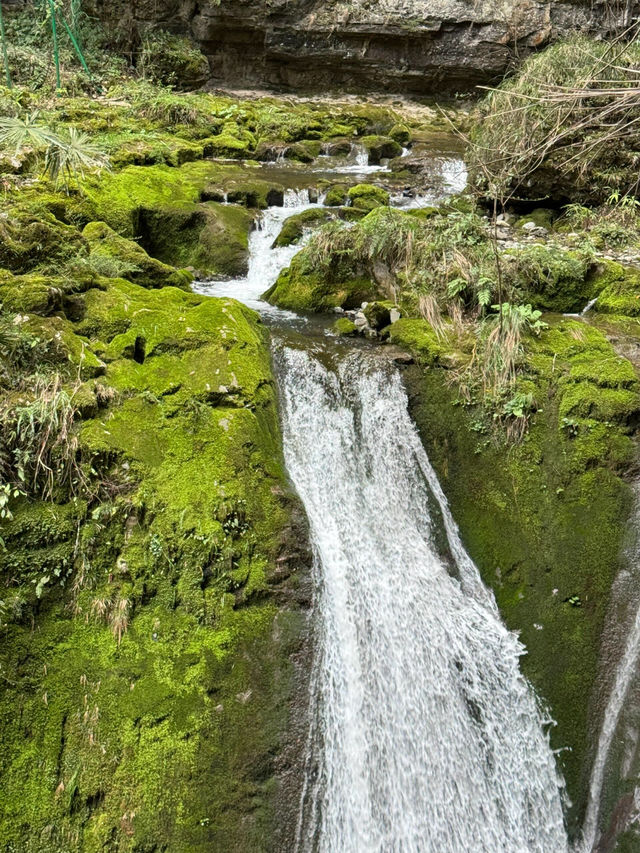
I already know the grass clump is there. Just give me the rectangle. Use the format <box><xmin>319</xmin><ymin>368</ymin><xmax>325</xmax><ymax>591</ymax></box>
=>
<box><xmin>468</xmin><ymin>37</ymin><xmax>640</xmax><ymax>204</ymax></box>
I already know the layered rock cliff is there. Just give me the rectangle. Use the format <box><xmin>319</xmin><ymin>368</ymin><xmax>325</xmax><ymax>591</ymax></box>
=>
<box><xmin>90</xmin><ymin>0</ymin><xmax>638</xmax><ymax>93</ymax></box>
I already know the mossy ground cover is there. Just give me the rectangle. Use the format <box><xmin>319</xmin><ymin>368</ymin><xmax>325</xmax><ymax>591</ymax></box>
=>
<box><xmin>0</xmin><ymin>274</ymin><xmax>310</xmax><ymax>851</ymax></box>
<box><xmin>0</xmin><ymin>79</ymin><xmax>324</xmax><ymax>846</ymax></box>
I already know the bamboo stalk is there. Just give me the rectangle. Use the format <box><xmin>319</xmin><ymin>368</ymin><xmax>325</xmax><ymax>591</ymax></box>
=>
<box><xmin>0</xmin><ymin>0</ymin><xmax>12</xmax><ymax>89</ymax></box>
<box><xmin>47</xmin><ymin>0</ymin><xmax>61</xmax><ymax>93</ymax></box>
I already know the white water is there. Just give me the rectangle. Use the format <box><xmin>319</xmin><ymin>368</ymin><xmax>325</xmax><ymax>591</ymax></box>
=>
<box><xmin>277</xmin><ymin>347</ymin><xmax>569</xmax><ymax>853</ymax></box>
<box><xmin>192</xmin><ymin>189</ymin><xmax>317</xmax><ymax>317</ymax></box>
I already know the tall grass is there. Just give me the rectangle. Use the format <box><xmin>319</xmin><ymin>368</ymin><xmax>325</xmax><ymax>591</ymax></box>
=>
<box><xmin>467</xmin><ymin>35</ymin><xmax>640</xmax><ymax>202</ymax></box>
<box><xmin>0</xmin><ymin>373</ymin><xmax>84</xmax><ymax>500</ymax></box>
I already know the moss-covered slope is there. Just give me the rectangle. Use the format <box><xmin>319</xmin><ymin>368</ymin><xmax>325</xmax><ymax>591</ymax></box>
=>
<box><xmin>0</xmin><ymin>272</ymin><xmax>310</xmax><ymax>851</ymax></box>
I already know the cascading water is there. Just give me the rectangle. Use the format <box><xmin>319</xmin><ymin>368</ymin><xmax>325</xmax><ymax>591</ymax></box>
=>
<box><xmin>192</xmin><ymin>188</ymin><xmax>317</xmax><ymax>315</ymax></box>
<box><xmin>194</xmin><ymin>152</ymin><xmax>573</xmax><ymax>849</ymax></box>
<box><xmin>275</xmin><ymin>346</ymin><xmax>569</xmax><ymax>853</ymax></box>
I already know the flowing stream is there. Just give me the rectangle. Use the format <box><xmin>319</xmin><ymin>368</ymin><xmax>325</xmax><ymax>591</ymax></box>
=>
<box><xmin>276</xmin><ymin>347</ymin><xmax>568</xmax><ymax>852</ymax></box>
<box><xmin>195</xmin><ymin>155</ymin><xmax>577</xmax><ymax>850</ymax></box>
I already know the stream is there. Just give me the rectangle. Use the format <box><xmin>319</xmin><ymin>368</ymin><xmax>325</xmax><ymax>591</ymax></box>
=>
<box><xmin>194</xmin><ymin>149</ymin><xmax>637</xmax><ymax>851</ymax></box>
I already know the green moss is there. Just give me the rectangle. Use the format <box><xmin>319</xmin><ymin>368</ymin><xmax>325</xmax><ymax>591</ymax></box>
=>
<box><xmin>0</xmin><ymin>267</ymin><xmax>102</xmax><ymax>317</ymax></box>
<box><xmin>387</xmin><ymin>318</ymin><xmax>445</xmax><ymax>365</ymax></box>
<box><xmin>592</xmin><ymin>260</ymin><xmax>640</xmax><ymax>316</ymax></box>
<box><xmin>139</xmin><ymin>202</ymin><xmax>253</xmax><ymax>278</ymax></box>
<box><xmin>515</xmin><ymin>208</ymin><xmax>555</xmax><ymax>231</ymax></box>
<box><xmin>272</xmin><ymin>209</ymin><xmax>334</xmax><ymax>248</ymax></box>
<box><xmin>0</xmin><ymin>279</ymin><xmax>308</xmax><ymax>851</ymax></box>
<box><xmin>506</xmin><ymin>245</ymin><xmax>593</xmax><ymax>312</ymax></box>
<box><xmin>324</xmin><ymin>183</ymin><xmax>349</xmax><ymax>207</ymax></box>
<box><xmin>0</xmin><ymin>202</ymin><xmax>88</xmax><ymax>274</ymax></box>
<box><xmin>347</xmin><ymin>183</ymin><xmax>390</xmax><ymax>211</ymax></box>
<box><xmin>82</xmin><ymin>221</ymin><xmax>192</xmax><ymax>290</ymax></box>
<box><xmin>285</xmin><ymin>141</ymin><xmax>322</xmax><ymax>163</ymax></box>
<box><xmin>333</xmin><ymin>317</ymin><xmax>358</xmax><ymax>336</ymax></box>
<box><xmin>362</xmin><ymin>300</ymin><xmax>395</xmax><ymax>330</ymax></box>
<box><xmin>359</xmin><ymin>135</ymin><xmax>403</xmax><ymax>165</ymax></box>
<box><xmin>389</xmin><ymin>124</ymin><xmax>412</xmax><ymax>146</ymax></box>
<box><xmin>264</xmin><ymin>254</ymin><xmax>377</xmax><ymax>313</ymax></box>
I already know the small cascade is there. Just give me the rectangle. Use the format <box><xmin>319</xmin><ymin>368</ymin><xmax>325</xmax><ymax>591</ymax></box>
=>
<box><xmin>277</xmin><ymin>347</ymin><xmax>569</xmax><ymax>853</ymax></box>
<box><xmin>284</xmin><ymin>188</ymin><xmax>312</xmax><ymax>207</ymax></box>
<box><xmin>192</xmin><ymin>193</ymin><xmax>319</xmax><ymax>314</ymax></box>
<box><xmin>354</xmin><ymin>143</ymin><xmax>369</xmax><ymax>167</ymax></box>
<box><xmin>581</xmin><ymin>297</ymin><xmax>598</xmax><ymax>316</ymax></box>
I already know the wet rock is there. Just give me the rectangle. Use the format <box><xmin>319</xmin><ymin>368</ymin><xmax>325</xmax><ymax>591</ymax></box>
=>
<box><xmin>100</xmin><ymin>0</ymin><xmax>639</xmax><ymax>96</ymax></box>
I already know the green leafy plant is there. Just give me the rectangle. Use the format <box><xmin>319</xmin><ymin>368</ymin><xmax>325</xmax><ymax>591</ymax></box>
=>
<box><xmin>0</xmin><ymin>112</ymin><xmax>108</xmax><ymax>186</ymax></box>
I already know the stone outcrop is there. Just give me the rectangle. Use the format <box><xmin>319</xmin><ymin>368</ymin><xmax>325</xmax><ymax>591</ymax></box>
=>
<box><xmin>91</xmin><ymin>0</ymin><xmax>639</xmax><ymax>94</ymax></box>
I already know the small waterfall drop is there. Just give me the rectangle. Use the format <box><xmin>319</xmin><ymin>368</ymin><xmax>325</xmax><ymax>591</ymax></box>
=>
<box><xmin>276</xmin><ymin>346</ymin><xmax>569</xmax><ymax>853</ymax></box>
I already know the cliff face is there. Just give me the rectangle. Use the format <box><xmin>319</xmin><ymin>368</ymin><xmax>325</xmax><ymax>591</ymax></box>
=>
<box><xmin>91</xmin><ymin>0</ymin><xmax>638</xmax><ymax>93</ymax></box>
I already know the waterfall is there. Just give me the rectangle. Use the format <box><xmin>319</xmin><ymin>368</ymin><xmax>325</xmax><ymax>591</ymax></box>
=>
<box><xmin>276</xmin><ymin>346</ymin><xmax>569</xmax><ymax>853</ymax></box>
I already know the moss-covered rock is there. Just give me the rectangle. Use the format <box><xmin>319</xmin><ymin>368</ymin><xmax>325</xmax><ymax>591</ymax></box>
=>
<box><xmin>506</xmin><ymin>245</ymin><xmax>594</xmax><ymax>313</ymax></box>
<box><xmin>82</xmin><ymin>222</ymin><xmax>192</xmax><ymax>290</ymax></box>
<box><xmin>264</xmin><ymin>253</ymin><xmax>377</xmax><ymax>313</ymax></box>
<box><xmin>139</xmin><ymin>202</ymin><xmax>253</xmax><ymax>278</ymax></box>
<box><xmin>272</xmin><ymin>208</ymin><xmax>334</xmax><ymax>248</ymax></box>
<box><xmin>591</xmin><ymin>260</ymin><xmax>640</xmax><ymax>316</ymax></box>
<box><xmin>333</xmin><ymin>316</ymin><xmax>358</xmax><ymax>336</ymax></box>
<box><xmin>323</xmin><ymin>183</ymin><xmax>349</xmax><ymax>207</ymax></box>
<box><xmin>347</xmin><ymin>183</ymin><xmax>390</xmax><ymax>211</ymax></box>
<box><xmin>0</xmin><ymin>278</ymin><xmax>310</xmax><ymax>852</ymax></box>
<box><xmin>362</xmin><ymin>299</ymin><xmax>395</xmax><ymax>329</ymax></box>
<box><xmin>389</xmin><ymin>124</ymin><xmax>412</xmax><ymax>146</ymax></box>
<box><xmin>360</xmin><ymin>135</ymin><xmax>403</xmax><ymax>165</ymax></box>
<box><xmin>0</xmin><ymin>203</ymin><xmax>88</xmax><ymax>274</ymax></box>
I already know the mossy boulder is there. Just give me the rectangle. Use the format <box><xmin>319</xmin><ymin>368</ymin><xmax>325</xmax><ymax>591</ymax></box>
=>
<box><xmin>323</xmin><ymin>183</ymin><xmax>349</xmax><ymax>207</ymax></box>
<box><xmin>389</xmin><ymin>124</ymin><xmax>412</xmax><ymax>146</ymax></box>
<box><xmin>347</xmin><ymin>184</ymin><xmax>390</xmax><ymax>211</ymax></box>
<box><xmin>362</xmin><ymin>299</ymin><xmax>395</xmax><ymax>329</ymax></box>
<box><xmin>264</xmin><ymin>254</ymin><xmax>377</xmax><ymax>313</ymax></box>
<box><xmin>387</xmin><ymin>318</ymin><xmax>446</xmax><ymax>366</ymax></box>
<box><xmin>360</xmin><ymin>135</ymin><xmax>403</xmax><ymax>165</ymax></box>
<box><xmin>515</xmin><ymin>208</ymin><xmax>555</xmax><ymax>231</ymax></box>
<box><xmin>591</xmin><ymin>260</ymin><xmax>640</xmax><ymax>316</ymax></box>
<box><xmin>0</xmin><ymin>204</ymin><xmax>88</xmax><ymax>274</ymax></box>
<box><xmin>333</xmin><ymin>317</ymin><xmax>358</xmax><ymax>336</ymax></box>
<box><xmin>0</xmin><ymin>277</ymin><xmax>310</xmax><ymax>852</ymax></box>
<box><xmin>0</xmin><ymin>267</ymin><xmax>102</xmax><ymax>317</ymax></box>
<box><xmin>82</xmin><ymin>222</ymin><xmax>192</xmax><ymax>290</ymax></box>
<box><xmin>109</xmin><ymin>134</ymin><xmax>205</xmax><ymax>169</ymax></box>
<box><xmin>138</xmin><ymin>202</ymin><xmax>253</xmax><ymax>278</ymax></box>
<box><xmin>272</xmin><ymin>208</ymin><xmax>334</xmax><ymax>248</ymax></box>
<box><xmin>506</xmin><ymin>245</ymin><xmax>594</xmax><ymax>313</ymax></box>
<box><xmin>285</xmin><ymin>141</ymin><xmax>322</xmax><ymax>163</ymax></box>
